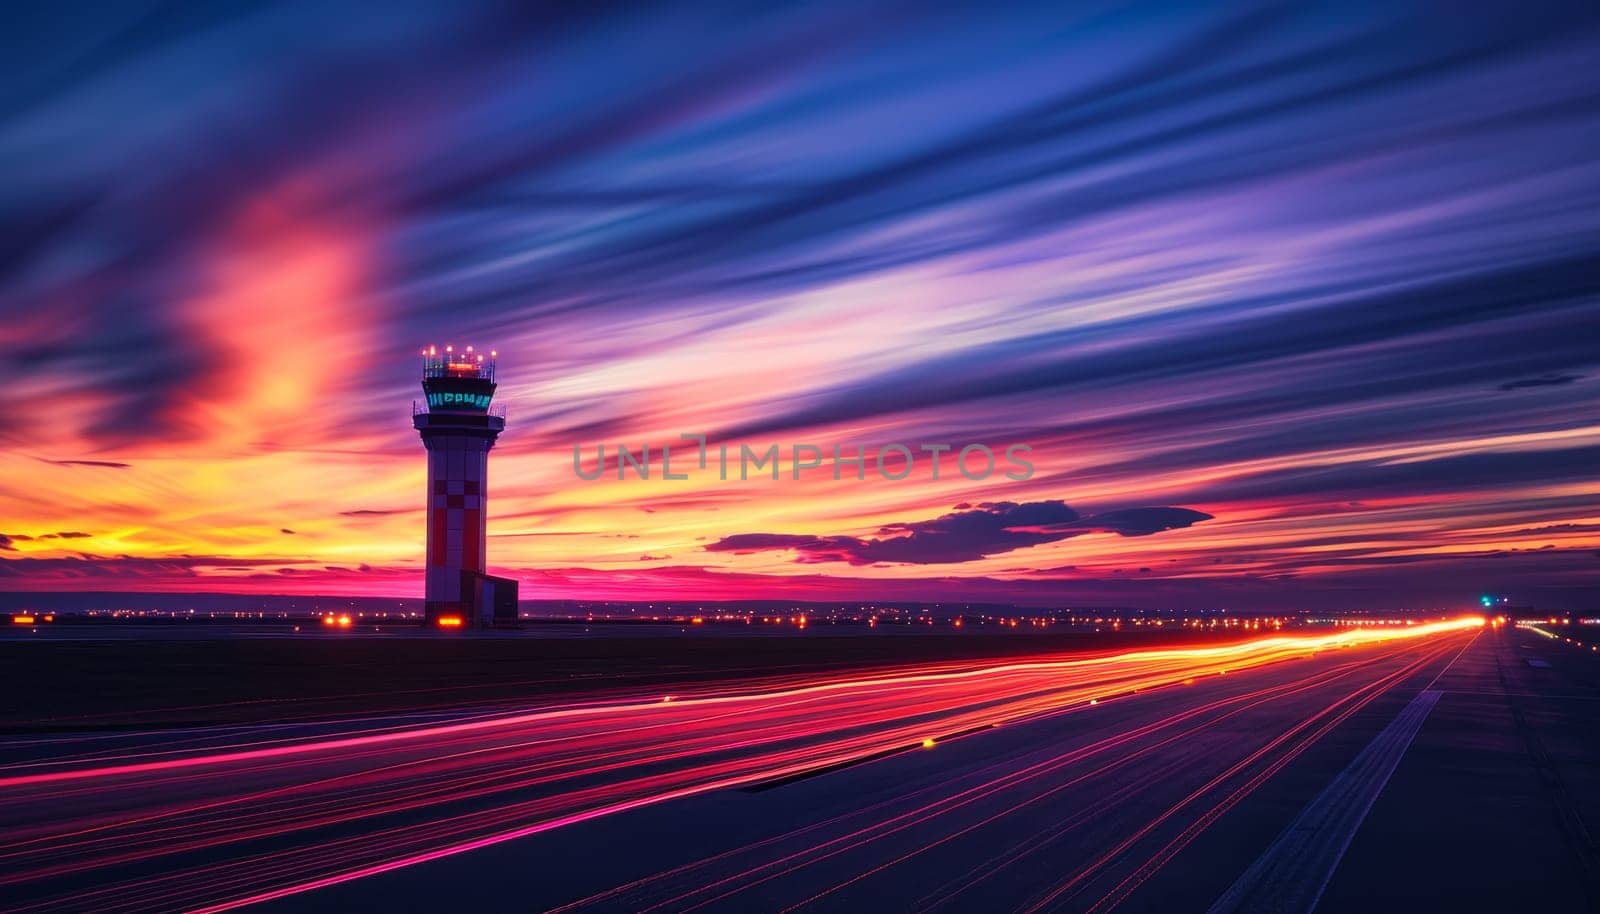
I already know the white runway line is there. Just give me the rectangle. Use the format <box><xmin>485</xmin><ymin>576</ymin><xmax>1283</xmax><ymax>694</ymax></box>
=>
<box><xmin>1206</xmin><ymin>688</ymin><xmax>1443</xmax><ymax>914</ymax></box>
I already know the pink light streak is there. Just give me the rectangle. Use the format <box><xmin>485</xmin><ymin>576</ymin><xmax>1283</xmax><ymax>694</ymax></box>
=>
<box><xmin>0</xmin><ymin>619</ymin><xmax>1481</xmax><ymax>913</ymax></box>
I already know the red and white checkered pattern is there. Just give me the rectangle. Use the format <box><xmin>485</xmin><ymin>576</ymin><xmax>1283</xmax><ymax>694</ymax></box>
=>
<box><xmin>423</xmin><ymin>435</ymin><xmax>492</xmax><ymax>605</ymax></box>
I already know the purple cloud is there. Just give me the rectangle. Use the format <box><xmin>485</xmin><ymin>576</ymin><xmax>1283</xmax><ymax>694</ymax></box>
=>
<box><xmin>706</xmin><ymin>501</ymin><xmax>1211</xmax><ymax>565</ymax></box>
<box><xmin>1498</xmin><ymin>373</ymin><xmax>1582</xmax><ymax>391</ymax></box>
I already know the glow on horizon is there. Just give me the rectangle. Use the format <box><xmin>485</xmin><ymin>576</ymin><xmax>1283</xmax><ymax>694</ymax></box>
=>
<box><xmin>0</xmin><ymin>615</ymin><xmax>1482</xmax><ymax>789</ymax></box>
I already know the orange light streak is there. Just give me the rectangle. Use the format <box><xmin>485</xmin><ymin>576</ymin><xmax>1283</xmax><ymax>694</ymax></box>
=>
<box><xmin>0</xmin><ymin>619</ymin><xmax>1481</xmax><ymax>913</ymax></box>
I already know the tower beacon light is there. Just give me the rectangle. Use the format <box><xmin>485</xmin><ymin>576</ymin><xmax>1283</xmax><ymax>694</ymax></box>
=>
<box><xmin>413</xmin><ymin>345</ymin><xmax>517</xmax><ymax>628</ymax></box>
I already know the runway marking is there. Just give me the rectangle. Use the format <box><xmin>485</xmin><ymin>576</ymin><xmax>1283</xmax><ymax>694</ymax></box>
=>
<box><xmin>1496</xmin><ymin>646</ymin><xmax>1600</xmax><ymax>907</ymax></box>
<box><xmin>1205</xmin><ymin>688</ymin><xmax>1442</xmax><ymax>914</ymax></box>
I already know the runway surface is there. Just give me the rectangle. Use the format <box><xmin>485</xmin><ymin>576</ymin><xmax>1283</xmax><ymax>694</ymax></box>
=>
<box><xmin>3</xmin><ymin>617</ymin><xmax>1595</xmax><ymax>913</ymax></box>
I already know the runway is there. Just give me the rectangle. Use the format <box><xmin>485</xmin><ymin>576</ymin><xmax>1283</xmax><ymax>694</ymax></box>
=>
<box><xmin>5</xmin><ymin>617</ymin><xmax>1592</xmax><ymax>913</ymax></box>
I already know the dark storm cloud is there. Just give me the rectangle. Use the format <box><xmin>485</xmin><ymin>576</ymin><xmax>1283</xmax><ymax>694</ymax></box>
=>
<box><xmin>1498</xmin><ymin>373</ymin><xmax>1583</xmax><ymax>391</ymax></box>
<box><xmin>969</xmin><ymin>295</ymin><xmax>1597</xmax><ymax>475</ymax></box>
<box><xmin>629</xmin><ymin>494</ymin><xmax>745</xmax><ymax>513</ymax></box>
<box><xmin>0</xmin><ymin>553</ymin><xmax>287</xmax><ymax>580</ymax></box>
<box><xmin>1510</xmin><ymin>523</ymin><xmax>1600</xmax><ymax>536</ymax></box>
<box><xmin>1069</xmin><ymin>508</ymin><xmax>1216</xmax><ymax>537</ymax></box>
<box><xmin>1181</xmin><ymin>444</ymin><xmax>1600</xmax><ymax>505</ymax></box>
<box><xmin>0</xmin><ymin>290</ymin><xmax>219</xmax><ymax>447</ymax></box>
<box><xmin>706</xmin><ymin>501</ymin><xmax>1210</xmax><ymax>565</ymax></box>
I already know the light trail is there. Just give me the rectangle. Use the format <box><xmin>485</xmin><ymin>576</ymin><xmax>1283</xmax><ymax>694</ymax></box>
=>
<box><xmin>638</xmin><ymin>647</ymin><xmax>1429</xmax><ymax>914</ymax></box>
<box><xmin>589</xmin><ymin>635</ymin><xmax>1462</xmax><ymax>914</ymax></box>
<box><xmin>1036</xmin><ymin>639</ymin><xmax>1457</xmax><ymax>913</ymax></box>
<box><xmin>0</xmin><ymin>618</ymin><xmax>1481</xmax><ymax>913</ymax></box>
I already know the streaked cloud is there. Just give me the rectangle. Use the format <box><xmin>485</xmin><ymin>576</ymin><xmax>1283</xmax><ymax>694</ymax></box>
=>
<box><xmin>707</xmin><ymin>502</ymin><xmax>1211</xmax><ymax>565</ymax></box>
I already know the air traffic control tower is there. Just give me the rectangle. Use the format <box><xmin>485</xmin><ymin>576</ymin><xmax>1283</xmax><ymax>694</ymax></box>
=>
<box><xmin>413</xmin><ymin>345</ymin><xmax>517</xmax><ymax>628</ymax></box>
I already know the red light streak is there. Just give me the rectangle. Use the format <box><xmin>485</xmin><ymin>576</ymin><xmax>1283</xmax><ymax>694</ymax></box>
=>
<box><xmin>582</xmin><ymin>637</ymin><xmax>1461</xmax><ymax>914</ymax></box>
<box><xmin>0</xmin><ymin>618</ymin><xmax>1481</xmax><ymax>912</ymax></box>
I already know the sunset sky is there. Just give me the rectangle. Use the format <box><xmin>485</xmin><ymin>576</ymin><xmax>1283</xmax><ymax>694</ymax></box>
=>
<box><xmin>2</xmin><ymin>2</ymin><xmax>1597</xmax><ymax>609</ymax></box>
